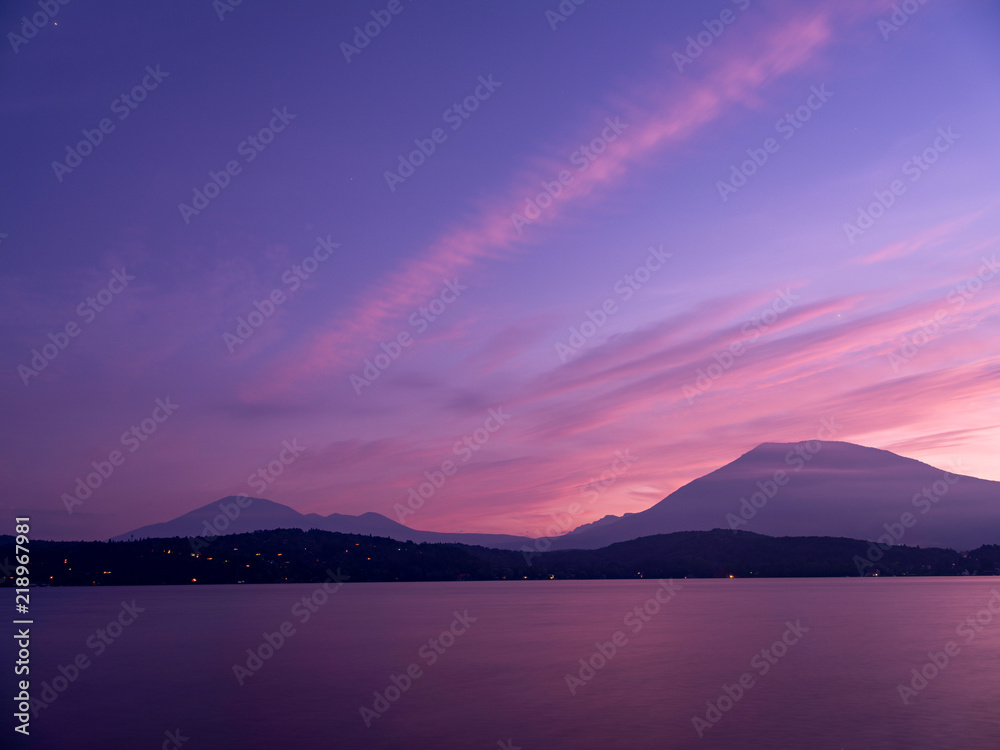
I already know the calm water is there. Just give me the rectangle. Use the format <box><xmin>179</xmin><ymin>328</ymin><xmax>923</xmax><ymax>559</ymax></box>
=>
<box><xmin>9</xmin><ymin>579</ymin><xmax>1000</xmax><ymax>749</ymax></box>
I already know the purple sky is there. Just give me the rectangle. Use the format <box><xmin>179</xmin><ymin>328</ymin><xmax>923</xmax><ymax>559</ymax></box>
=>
<box><xmin>2</xmin><ymin>0</ymin><xmax>999</xmax><ymax>541</ymax></box>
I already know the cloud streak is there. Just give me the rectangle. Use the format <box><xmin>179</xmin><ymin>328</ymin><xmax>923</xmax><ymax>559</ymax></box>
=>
<box><xmin>242</xmin><ymin>8</ymin><xmax>848</xmax><ymax>402</ymax></box>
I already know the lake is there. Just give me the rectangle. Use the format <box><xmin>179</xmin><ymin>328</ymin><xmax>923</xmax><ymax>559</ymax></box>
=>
<box><xmin>12</xmin><ymin>578</ymin><xmax>1000</xmax><ymax>749</ymax></box>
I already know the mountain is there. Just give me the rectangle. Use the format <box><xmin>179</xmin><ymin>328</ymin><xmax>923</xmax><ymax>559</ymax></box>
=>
<box><xmin>549</xmin><ymin>441</ymin><xmax>1000</xmax><ymax>550</ymax></box>
<box><xmin>566</xmin><ymin>512</ymin><xmax>635</xmax><ymax>534</ymax></box>
<box><xmin>112</xmin><ymin>441</ymin><xmax>1000</xmax><ymax>553</ymax></box>
<box><xmin>112</xmin><ymin>497</ymin><xmax>533</xmax><ymax>551</ymax></box>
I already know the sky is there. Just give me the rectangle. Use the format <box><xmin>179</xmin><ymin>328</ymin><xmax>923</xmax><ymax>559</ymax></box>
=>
<box><xmin>1</xmin><ymin>0</ymin><xmax>998</xmax><ymax>542</ymax></box>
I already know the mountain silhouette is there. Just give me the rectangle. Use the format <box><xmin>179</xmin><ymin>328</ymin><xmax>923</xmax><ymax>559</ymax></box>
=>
<box><xmin>548</xmin><ymin>440</ymin><xmax>999</xmax><ymax>550</ymax></box>
<box><xmin>112</xmin><ymin>497</ymin><xmax>534</xmax><ymax>550</ymax></box>
<box><xmin>113</xmin><ymin>441</ymin><xmax>1000</xmax><ymax>551</ymax></box>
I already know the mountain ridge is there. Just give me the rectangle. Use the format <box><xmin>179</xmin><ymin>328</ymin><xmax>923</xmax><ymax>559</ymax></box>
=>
<box><xmin>112</xmin><ymin>440</ymin><xmax>1000</xmax><ymax>552</ymax></box>
<box><xmin>547</xmin><ymin>440</ymin><xmax>999</xmax><ymax>550</ymax></box>
<box><xmin>112</xmin><ymin>496</ymin><xmax>535</xmax><ymax>551</ymax></box>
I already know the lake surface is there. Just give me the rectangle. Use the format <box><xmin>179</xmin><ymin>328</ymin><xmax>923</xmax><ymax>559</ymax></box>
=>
<box><xmin>10</xmin><ymin>578</ymin><xmax>1000</xmax><ymax>749</ymax></box>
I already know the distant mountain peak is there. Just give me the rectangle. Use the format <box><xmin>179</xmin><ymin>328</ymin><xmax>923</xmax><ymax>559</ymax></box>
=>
<box><xmin>736</xmin><ymin>439</ymin><xmax>938</xmax><ymax>472</ymax></box>
<box><xmin>551</xmin><ymin>440</ymin><xmax>998</xmax><ymax>551</ymax></box>
<box><xmin>112</xmin><ymin>496</ymin><xmax>535</xmax><ymax>551</ymax></box>
<box><xmin>112</xmin><ymin>440</ymin><xmax>999</xmax><ymax>554</ymax></box>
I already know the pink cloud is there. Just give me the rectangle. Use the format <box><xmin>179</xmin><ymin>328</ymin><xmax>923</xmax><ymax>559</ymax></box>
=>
<box><xmin>853</xmin><ymin>205</ymin><xmax>996</xmax><ymax>265</ymax></box>
<box><xmin>239</xmin><ymin>8</ymin><xmax>850</xmax><ymax>403</ymax></box>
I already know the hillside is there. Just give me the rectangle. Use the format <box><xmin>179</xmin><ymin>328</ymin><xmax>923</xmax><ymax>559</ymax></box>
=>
<box><xmin>5</xmin><ymin>528</ymin><xmax>999</xmax><ymax>585</ymax></box>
